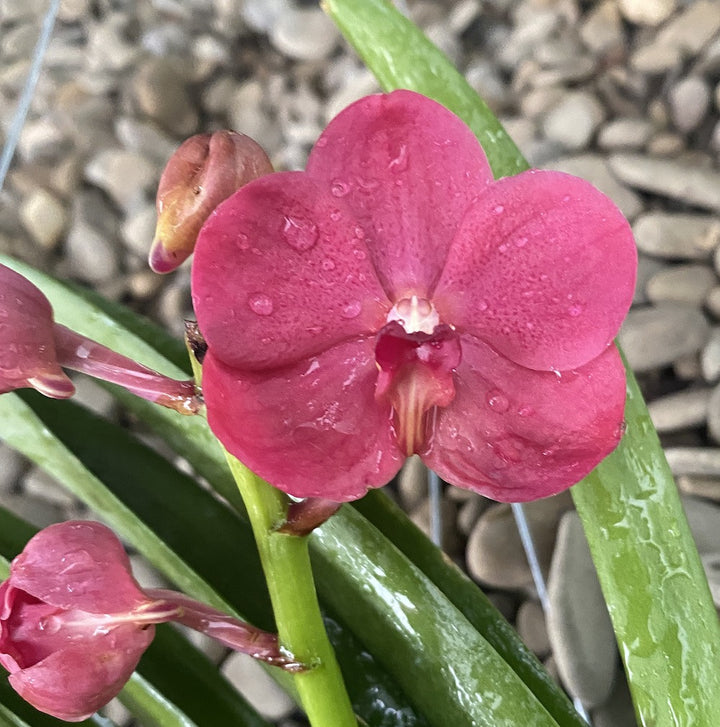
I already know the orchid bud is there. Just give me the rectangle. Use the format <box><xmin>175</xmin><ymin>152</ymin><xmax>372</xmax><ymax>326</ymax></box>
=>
<box><xmin>0</xmin><ymin>264</ymin><xmax>75</xmax><ymax>399</ymax></box>
<box><xmin>149</xmin><ymin>131</ymin><xmax>274</xmax><ymax>273</ymax></box>
<box><xmin>0</xmin><ymin>521</ymin><xmax>303</xmax><ymax>722</ymax></box>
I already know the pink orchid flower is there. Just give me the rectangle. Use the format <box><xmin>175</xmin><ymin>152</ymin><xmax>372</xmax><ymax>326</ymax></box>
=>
<box><xmin>191</xmin><ymin>90</ymin><xmax>637</xmax><ymax>503</ymax></box>
<box><xmin>0</xmin><ymin>263</ymin><xmax>200</xmax><ymax>414</ymax></box>
<box><xmin>0</xmin><ymin>521</ymin><xmax>301</xmax><ymax>722</ymax></box>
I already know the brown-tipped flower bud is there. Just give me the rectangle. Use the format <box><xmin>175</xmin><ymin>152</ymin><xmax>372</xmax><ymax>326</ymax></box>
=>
<box><xmin>149</xmin><ymin>131</ymin><xmax>274</xmax><ymax>273</ymax></box>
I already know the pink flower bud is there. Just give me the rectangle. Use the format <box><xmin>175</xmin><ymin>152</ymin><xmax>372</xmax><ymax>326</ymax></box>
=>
<box><xmin>0</xmin><ymin>521</ymin><xmax>302</xmax><ymax>721</ymax></box>
<box><xmin>0</xmin><ymin>263</ymin><xmax>201</xmax><ymax>414</ymax></box>
<box><xmin>149</xmin><ymin>131</ymin><xmax>274</xmax><ymax>273</ymax></box>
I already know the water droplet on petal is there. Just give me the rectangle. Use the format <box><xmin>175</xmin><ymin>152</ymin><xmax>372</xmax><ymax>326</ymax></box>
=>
<box><xmin>515</xmin><ymin>236</ymin><xmax>528</xmax><ymax>248</ymax></box>
<box><xmin>321</xmin><ymin>258</ymin><xmax>336</xmax><ymax>271</ymax></box>
<box><xmin>562</xmin><ymin>194</ymin><xmax>571</xmax><ymax>203</ymax></box>
<box><xmin>283</xmin><ymin>216</ymin><xmax>319</xmax><ymax>251</ymax></box>
<box><xmin>478</xmin><ymin>300</ymin><xmax>488</xmax><ymax>311</ymax></box>
<box><xmin>517</xmin><ymin>405</ymin><xmax>534</xmax><ymax>417</ymax></box>
<box><xmin>353</xmin><ymin>249</ymin><xmax>366</xmax><ymax>261</ymax></box>
<box><xmin>486</xmin><ymin>389</ymin><xmax>509</xmax><ymax>413</ymax></box>
<box><xmin>331</xmin><ymin>180</ymin><xmax>349</xmax><ymax>197</ymax></box>
<box><xmin>248</xmin><ymin>293</ymin><xmax>274</xmax><ymax>316</ymax></box>
<box><xmin>568</xmin><ymin>303</ymin><xmax>583</xmax><ymax>317</ymax></box>
<box><xmin>237</xmin><ymin>233</ymin><xmax>250</xmax><ymax>250</ymax></box>
<box><xmin>330</xmin><ymin>209</ymin><xmax>341</xmax><ymax>221</ymax></box>
<box><xmin>354</xmin><ymin>225</ymin><xmax>365</xmax><ymax>239</ymax></box>
<box><xmin>388</xmin><ymin>144</ymin><xmax>408</xmax><ymax>172</ymax></box>
<box><xmin>315</xmin><ymin>137</ymin><xmax>328</xmax><ymax>148</ymax></box>
<box><xmin>540</xmin><ymin>273</ymin><xmax>549</xmax><ymax>282</ymax></box>
<box><xmin>493</xmin><ymin>204</ymin><xmax>504</xmax><ymax>214</ymax></box>
<box><xmin>341</xmin><ymin>301</ymin><xmax>361</xmax><ymax>319</ymax></box>
<box><xmin>498</xmin><ymin>243</ymin><xmax>509</xmax><ymax>253</ymax></box>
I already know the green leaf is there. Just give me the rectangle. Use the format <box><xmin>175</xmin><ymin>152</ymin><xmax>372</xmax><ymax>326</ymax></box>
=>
<box><xmin>323</xmin><ymin>1</ymin><xmax>720</xmax><ymax>724</ymax></box>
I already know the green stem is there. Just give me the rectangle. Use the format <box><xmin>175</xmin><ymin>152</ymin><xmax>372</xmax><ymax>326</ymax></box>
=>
<box><xmin>225</xmin><ymin>456</ymin><xmax>357</xmax><ymax>727</ymax></box>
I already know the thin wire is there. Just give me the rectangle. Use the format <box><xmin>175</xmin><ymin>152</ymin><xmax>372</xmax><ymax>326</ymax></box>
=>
<box><xmin>428</xmin><ymin>469</ymin><xmax>442</xmax><ymax>546</ymax></box>
<box><xmin>511</xmin><ymin>503</ymin><xmax>592</xmax><ymax>725</ymax></box>
<box><xmin>0</xmin><ymin>0</ymin><xmax>62</xmax><ymax>193</ymax></box>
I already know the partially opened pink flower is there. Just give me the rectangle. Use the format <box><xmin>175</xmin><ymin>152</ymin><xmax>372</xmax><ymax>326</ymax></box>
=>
<box><xmin>0</xmin><ymin>263</ymin><xmax>201</xmax><ymax>414</ymax></box>
<box><xmin>192</xmin><ymin>90</ymin><xmax>637</xmax><ymax>503</ymax></box>
<box><xmin>0</xmin><ymin>521</ymin><xmax>300</xmax><ymax>722</ymax></box>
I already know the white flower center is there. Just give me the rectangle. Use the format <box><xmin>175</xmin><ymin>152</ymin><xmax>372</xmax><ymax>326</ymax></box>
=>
<box><xmin>386</xmin><ymin>295</ymin><xmax>439</xmax><ymax>334</ymax></box>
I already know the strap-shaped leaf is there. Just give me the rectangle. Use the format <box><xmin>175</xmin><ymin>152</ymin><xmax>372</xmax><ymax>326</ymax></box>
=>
<box><xmin>322</xmin><ymin>1</ymin><xmax>720</xmax><ymax>725</ymax></box>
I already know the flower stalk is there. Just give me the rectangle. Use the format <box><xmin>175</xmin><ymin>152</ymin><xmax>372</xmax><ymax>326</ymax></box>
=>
<box><xmin>224</xmin><ymin>455</ymin><xmax>357</xmax><ymax>727</ymax></box>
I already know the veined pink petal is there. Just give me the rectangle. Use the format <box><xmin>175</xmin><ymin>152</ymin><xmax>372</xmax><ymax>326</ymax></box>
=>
<box><xmin>10</xmin><ymin>522</ymin><xmax>149</xmax><ymax>614</ymax></box>
<box><xmin>192</xmin><ymin>173</ymin><xmax>390</xmax><ymax>370</ymax></box>
<box><xmin>422</xmin><ymin>337</ymin><xmax>626</xmax><ymax>501</ymax></box>
<box><xmin>8</xmin><ymin>636</ymin><xmax>152</xmax><ymax>722</ymax></box>
<box><xmin>433</xmin><ymin>170</ymin><xmax>637</xmax><ymax>371</ymax></box>
<box><xmin>201</xmin><ymin>339</ymin><xmax>405</xmax><ymax>500</ymax></box>
<box><xmin>0</xmin><ymin>265</ymin><xmax>74</xmax><ymax>398</ymax></box>
<box><xmin>306</xmin><ymin>90</ymin><xmax>494</xmax><ymax>299</ymax></box>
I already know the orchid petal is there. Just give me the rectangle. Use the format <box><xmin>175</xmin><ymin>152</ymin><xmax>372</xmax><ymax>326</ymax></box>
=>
<box><xmin>201</xmin><ymin>339</ymin><xmax>405</xmax><ymax>500</ymax></box>
<box><xmin>192</xmin><ymin>173</ymin><xmax>390</xmax><ymax>370</ymax></box>
<box><xmin>8</xmin><ymin>637</ymin><xmax>153</xmax><ymax>722</ymax></box>
<box><xmin>306</xmin><ymin>89</ymin><xmax>494</xmax><ymax>299</ymax></box>
<box><xmin>10</xmin><ymin>522</ymin><xmax>149</xmax><ymax>614</ymax></box>
<box><xmin>434</xmin><ymin>170</ymin><xmax>637</xmax><ymax>371</ymax></box>
<box><xmin>422</xmin><ymin>337</ymin><xmax>626</xmax><ymax>501</ymax></box>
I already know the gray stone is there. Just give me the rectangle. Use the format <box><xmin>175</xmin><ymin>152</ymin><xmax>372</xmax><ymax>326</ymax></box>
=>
<box><xmin>84</xmin><ymin>149</ymin><xmax>156</xmax><ymax>213</ymax></box>
<box><xmin>609</xmin><ymin>154</ymin><xmax>720</xmax><ymax>212</ymax></box>
<box><xmin>547</xmin><ymin>511</ymin><xmax>616</xmax><ymax>708</ymax></box>
<box><xmin>633</xmin><ymin>213</ymin><xmax>720</xmax><ymax>260</ymax></box>
<box><xmin>618</xmin><ymin>304</ymin><xmax>710</xmax><ymax>372</ymax></box>
<box><xmin>2</xmin><ymin>493</ymin><xmax>63</xmax><ymax>529</ymax></box>
<box><xmin>227</xmin><ymin>80</ymin><xmax>282</xmax><ymax>153</ymax></box>
<box><xmin>466</xmin><ymin>493</ymin><xmax>572</xmax><ymax>590</ymax></box>
<box><xmin>669</xmin><ymin>76</ymin><xmax>711</xmax><ymax>134</ymax></box>
<box><xmin>631</xmin><ymin>42</ymin><xmax>683</xmax><ymax>74</ymax></box>
<box><xmin>131</xmin><ymin>58</ymin><xmax>198</xmax><ymax>137</ymax></box>
<box><xmin>18</xmin><ymin>118</ymin><xmax>71</xmax><ymax>165</ymax></box>
<box><xmin>646</xmin><ymin>264</ymin><xmax>716</xmax><ymax>306</ymax></box>
<box><xmin>633</xmin><ymin>255</ymin><xmax>666</xmax><ymax>305</ymax></box>
<box><xmin>241</xmin><ymin>0</ymin><xmax>291</xmax><ymax>33</ymax></box>
<box><xmin>23</xmin><ymin>467</ymin><xmax>76</xmax><ymax>508</ymax></box>
<box><xmin>269</xmin><ymin>7</ymin><xmax>340</xmax><ymax>61</ymax></box>
<box><xmin>702</xmin><ymin>328</ymin><xmax>720</xmax><ymax>383</ymax></box>
<box><xmin>648</xmin><ymin>388</ymin><xmax>711</xmax><ymax>432</ymax></box>
<box><xmin>597</xmin><ymin>117</ymin><xmax>653</xmax><ymax>151</ymax></box>
<box><xmin>0</xmin><ymin>443</ymin><xmax>26</xmax><ymax>495</ymax></box>
<box><xmin>457</xmin><ymin>496</ymin><xmax>486</xmax><ymax>536</ymax></box>
<box><xmin>682</xmin><ymin>496</ymin><xmax>720</xmax><ymax>555</ymax></box>
<box><xmin>674</xmin><ymin>352</ymin><xmax>703</xmax><ymax>382</ymax></box>
<box><xmin>646</xmin><ymin>132</ymin><xmax>685</xmax><ymax>157</ymax></box>
<box><xmin>114</xmin><ymin>117</ymin><xmax>178</xmax><ymax>166</ymax></box>
<box><xmin>516</xmin><ymin>599</ymin><xmax>550</xmax><ymax>657</ymax></box>
<box><xmin>665</xmin><ymin>448</ymin><xmax>720</xmax><ymax>479</ymax></box>
<box><xmin>579</xmin><ymin>1</ymin><xmax>625</xmax><ymax>54</ymax></box>
<box><xmin>701</xmin><ymin>552</ymin><xmax>720</xmax><ymax>608</ymax></box>
<box><xmin>19</xmin><ymin>188</ymin><xmax>67</xmax><ymax>250</ymax></box>
<box><xmin>71</xmin><ymin>376</ymin><xmax>117</xmax><ymax>418</ymax></box>
<box><xmin>656</xmin><ymin>1</ymin><xmax>720</xmax><ymax>57</ymax></box>
<box><xmin>121</xmin><ymin>205</ymin><xmax>157</xmax><ymax>259</ymax></box>
<box><xmin>677</xmin><ymin>475</ymin><xmax>720</xmax><ymax>503</ymax></box>
<box><xmin>541</xmin><ymin>91</ymin><xmax>605</xmax><ymax>150</ymax></box>
<box><xmin>548</xmin><ymin>154</ymin><xmax>642</xmax><ymax>219</ymax></box>
<box><xmin>707</xmin><ymin>385</ymin><xmax>720</xmax><ymax>442</ymax></box>
<box><xmin>618</xmin><ymin>0</ymin><xmax>676</xmax><ymax>26</ymax></box>
<box><xmin>706</xmin><ymin>287</ymin><xmax>720</xmax><ymax>319</ymax></box>
<box><xmin>592</xmin><ymin>673</ymin><xmax>637</xmax><ymax>727</ymax></box>
<box><xmin>222</xmin><ymin>653</ymin><xmax>295</xmax><ymax>720</ymax></box>
<box><xmin>409</xmin><ymin>497</ymin><xmax>460</xmax><ymax>555</ymax></box>
<box><xmin>398</xmin><ymin>455</ymin><xmax>428</xmax><ymax>511</ymax></box>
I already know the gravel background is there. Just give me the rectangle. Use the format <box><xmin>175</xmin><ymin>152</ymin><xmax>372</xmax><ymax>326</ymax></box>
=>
<box><xmin>1</xmin><ymin>1</ymin><xmax>720</xmax><ymax>725</ymax></box>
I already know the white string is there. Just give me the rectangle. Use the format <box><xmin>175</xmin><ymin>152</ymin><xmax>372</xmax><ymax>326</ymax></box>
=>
<box><xmin>428</xmin><ymin>468</ymin><xmax>442</xmax><ymax>546</ymax></box>
<box><xmin>0</xmin><ymin>0</ymin><xmax>62</xmax><ymax>193</ymax></box>
<box><xmin>511</xmin><ymin>502</ymin><xmax>592</xmax><ymax>725</ymax></box>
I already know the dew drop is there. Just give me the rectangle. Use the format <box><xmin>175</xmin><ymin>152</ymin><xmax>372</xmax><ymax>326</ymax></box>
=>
<box><xmin>354</xmin><ymin>225</ymin><xmax>365</xmax><ymax>239</ymax></box>
<box><xmin>315</xmin><ymin>137</ymin><xmax>328</xmax><ymax>148</ymax></box>
<box><xmin>562</xmin><ymin>194</ymin><xmax>571</xmax><ymax>203</ymax></box>
<box><xmin>388</xmin><ymin>144</ymin><xmax>408</xmax><ymax>172</ymax></box>
<box><xmin>321</xmin><ymin>258</ymin><xmax>336</xmax><ymax>271</ymax></box>
<box><xmin>248</xmin><ymin>293</ymin><xmax>274</xmax><ymax>316</ymax></box>
<box><xmin>498</xmin><ymin>243</ymin><xmax>509</xmax><ymax>253</ymax></box>
<box><xmin>478</xmin><ymin>300</ymin><xmax>488</xmax><ymax>311</ymax></box>
<box><xmin>493</xmin><ymin>204</ymin><xmax>504</xmax><ymax>214</ymax></box>
<box><xmin>517</xmin><ymin>405</ymin><xmax>534</xmax><ymax>417</ymax></box>
<box><xmin>540</xmin><ymin>273</ymin><xmax>549</xmax><ymax>282</ymax></box>
<box><xmin>341</xmin><ymin>300</ymin><xmax>361</xmax><ymax>319</ymax></box>
<box><xmin>515</xmin><ymin>236</ymin><xmax>528</xmax><ymax>248</ymax></box>
<box><xmin>486</xmin><ymin>389</ymin><xmax>509</xmax><ymax>413</ymax></box>
<box><xmin>331</xmin><ymin>180</ymin><xmax>349</xmax><ymax>197</ymax></box>
<box><xmin>353</xmin><ymin>249</ymin><xmax>366</xmax><ymax>261</ymax></box>
<box><xmin>568</xmin><ymin>303</ymin><xmax>583</xmax><ymax>317</ymax></box>
<box><xmin>330</xmin><ymin>209</ymin><xmax>341</xmax><ymax>221</ymax></box>
<box><xmin>283</xmin><ymin>216</ymin><xmax>319</xmax><ymax>251</ymax></box>
<box><xmin>236</xmin><ymin>233</ymin><xmax>250</xmax><ymax>250</ymax></box>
